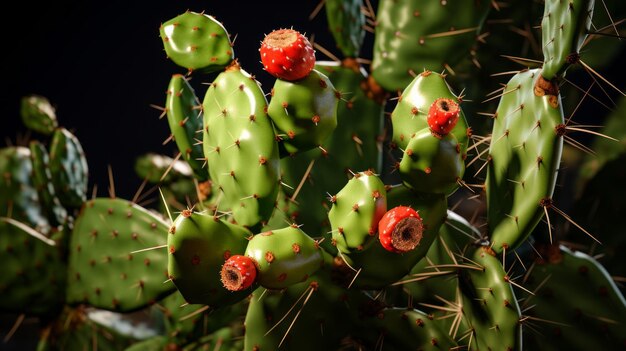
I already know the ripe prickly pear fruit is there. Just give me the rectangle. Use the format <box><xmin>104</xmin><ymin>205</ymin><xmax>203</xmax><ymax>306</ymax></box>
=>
<box><xmin>427</xmin><ymin>98</ymin><xmax>460</xmax><ymax>137</ymax></box>
<box><xmin>378</xmin><ymin>206</ymin><xmax>423</xmax><ymax>253</ymax></box>
<box><xmin>260</xmin><ymin>29</ymin><xmax>315</xmax><ymax>81</ymax></box>
<box><xmin>221</xmin><ymin>255</ymin><xmax>257</xmax><ymax>291</ymax></box>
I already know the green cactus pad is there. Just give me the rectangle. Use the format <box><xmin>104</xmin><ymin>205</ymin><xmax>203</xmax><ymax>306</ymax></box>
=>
<box><xmin>167</xmin><ymin>211</ymin><xmax>251</xmax><ymax>306</ymax></box>
<box><xmin>540</xmin><ymin>0</ymin><xmax>595</xmax><ymax>80</ymax></box>
<box><xmin>403</xmin><ymin>210</ymin><xmax>480</xmax><ymax>305</ymax></box>
<box><xmin>523</xmin><ymin>245</ymin><xmax>626</xmax><ymax>350</ymax></box>
<box><xmin>399</xmin><ymin>128</ymin><xmax>465</xmax><ymax>195</ymax></box>
<box><xmin>0</xmin><ymin>146</ymin><xmax>51</xmax><ymax>234</ymax></box>
<box><xmin>458</xmin><ymin>247</ymin><xmax>522</xmax><ymax>351</ymax></box>
<box><xmin>486</xmin><ymin>69</ymin><xmax>564</xmax><ymax>253</ymax></box>
<box><xmin>244</xmin><ymin>270</ymin><xmax>356</xmax><ymax>351</ymax></box>
<box><xmin>328</xmin><ymin>171</ymin><xmax>387</xmax><ymax>254</ymax></box>
<box><xmin>339</xmin><ymin>186</ymin><xmax>447</xmax><ymax>289</ymax></box>
<box><xmin>203</xmin><ymin>63</ymin><xmax>280</xmax><ymax>229</ymax></box>
<box><xmin>324</xmin><ymin>0</ymin><xmax>365</xmax><ymax>57</ymax></box>
<box><xmin>134</xmin><ymin>152</ymin><xmax>193</xmax><ymax>184</ymax></box>
<box><xmin>20</xmin><ymin>95</ymin><xmax>58</xmax><ymax>135</ymax></box>
<box><xmin>66</xmin><ymin>198</ymin><xmax>175</xmax><ymax>312</ymax></box>
<box><xmin>0</xmin><ymin>217</ymin><xmax>66</xmax><ymax>316</ymax></box>
<box><xmin>268</xmin><ymin>69</ymin><xmax>339</xmax><ymax>156</ymax></box>
<box><xmin>29</xmin><ymin>141</ymin><xmax>67</xmax><ymax>227</ymax></box>
<box><xmin>356</xmin><ymin>307</ymin><xmax>458</xmax><ymax>350</ymax></box>
<box><xmin>390</xmin><ymin>70</ymin><xmax>469</xmax><ymax>154</ymax></box>
<box><xmin>166</xmin><ymin>74</ymin><xmax>208</xmax><ymax>180</ymax></box>
<box><xmin>245</xmin><ymin>226</ymin><xmax>324</xmax><ymax>289</ymax></box>
<box><xmin>49</xmin><ymin>127</ymin><xmax>89</xmax><ymax>208</ymax></box>
<box><xmin>371</xmin><ymin>0</ymin><xmax>491</xmax><ymax>91</ymax></box>
<box><xmin>160</xmin><ymin>11</ymin><xmax>234</xmax><ymax>73</ymax></box>
<box><xmin>37</xmin><ymin>307</ymin><xmax>134</xmax><ymax>351</ymax></box>
<box><xmin>277</xmin><ymin>60</ymin><xmax>384</xmax><ymax>236</ymax></box>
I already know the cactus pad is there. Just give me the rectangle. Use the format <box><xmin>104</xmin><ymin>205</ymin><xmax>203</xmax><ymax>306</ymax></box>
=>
<box><xmin>486</xmin><ymin>69</ymin><xmax>564</xmax><ymax>253</ymax></box>
<box><xmin>20</xmin><ymin>95</ymin><xmax>58</xmax><ymax>135</ymax></box>
<box><xmin>324</xmin><ymin>0</ymin><xmax>366</xmax><ymax>57</ymax></box>
<box><xmin>66</xmin><ymin>198</ymin><xmax>175</xmax><ymax>312</ymax></box>
<box><xmin>49</xmin><ymin>127</ymin><xmax>89</xmax><ymax>208</ymax></box>
<box><xmin>160</xmin><ymin>11</ymin><xmax>234</xmax><ymax>73</ymax></box>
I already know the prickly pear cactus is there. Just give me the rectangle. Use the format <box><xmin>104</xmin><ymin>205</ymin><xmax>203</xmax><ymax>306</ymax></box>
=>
<box><xmin>0</xmin><ymin>217</ymin><xmax>66</xmax><ymax>316</ymax></box>
<box><xmin>159</xmin><ymin>11</ymin><xmax>234</xmax><ymax>73</ymax></box>
<box><xmin>20</xmin><ymin>95</ymin><xmax>58</xmax><ymax>135</ymax></box>
<box><xmin>244</xmin><ymin>225</ymin><xmax>324</xmax><ymax>289</ymax></box>
<box><xmin>486</xmin><ymin>69</ymin><xmax>564</xmax><ymax>253</ymax></box>
<box><xmin>371</xmin><ymin>0</ymin><xmax>491</xmax><ymax>91</ymax></box>
<box><xmin>523</xmin><ymin>245</ymin><xmax>626</xmax><ymax>350</ymax></box>
<box><xmin>166</xmin><ymin>74</ymin><xmax>208</xmax><ymax>180</ymax></box>
<box><xmin>268</xmin><ymin>69</ymin><xmax>339</xmax><ymax>155</ymax></box>
<box><xmin>66</xmin><ymin>198</ymin><xmax>175</xmax><ymax>312</ymax></box>
<box><xmin>323</xmin><ymin>0</ymin><xmax>366</xmax><ymax>58</ymax></box>
<box><xmin>202</xmin><ymin>62</ymin><xmax>280</xmax><ymax>229</ymax></box>
<box><xmin>167</xmin><ymin>210</ymin><xmax>251</xmax><ymax>306</ymax></box>
<box><xmin>49</xmin><ymin>128</ymin><xmax>89</xmax><ymax>208</ymax></box>
<box><xmin>540</xmin><ymin>0</ymin><xmax>595</xmax><ymax>80</ymax></box>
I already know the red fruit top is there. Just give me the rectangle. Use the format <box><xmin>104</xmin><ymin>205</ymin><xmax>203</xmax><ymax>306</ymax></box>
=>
<box><xmin>378</xmin><ymin>206</ymin><xmax>423</xmax><ymax>253</ymax></box>
<box><xmin>220</xmin><ymin>255</ymin><xmax>257</xmax><ymax>291</ymax></box>
<box><xmin>427</xmin><ymin>98</ymin><xmax>460</xmax><ymax>137</ymax></box>
<box><xmin>260</xmin><ymin>28</ymin><xmax>315</xmax><ymax>81</ymax></box>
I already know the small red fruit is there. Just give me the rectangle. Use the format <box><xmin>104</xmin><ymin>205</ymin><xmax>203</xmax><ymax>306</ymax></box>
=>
<box><xmin>427</xmin><ymin>98</ymin><xmax>460</xmax><ymax>136</ymax></box>
<box><xmin>378</xmin><ymin>206</ymin><xmax>424</xmax><ymax>253</ymax></box>
<box><xmin>260</xmin><ymin>28</ymin><xmax>315</xmax><ymax>81</ymax></box>
<box><xmin>220</xmin><ymin>255</ymin><xmax>257</xmax><ymax>291</ymax></box>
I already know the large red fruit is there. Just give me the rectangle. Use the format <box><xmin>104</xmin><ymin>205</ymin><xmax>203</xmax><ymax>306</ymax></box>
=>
<box><xmin>427</xmin><ymin>98</ymin><xmax>460</xmax><ymax>137</ymax></box>
<box><xmin>220</xmin><ymin>255</ymin><xmax>257</xmax><ymax>291</ymax></box>
<box><xmin>260</xmin><ymin>28</ymin><xmax>315</xmax><ymax>81</ymax></box>
<box><xmin>378</xmin><ymin>206</ymin><xmax>424</xmax><ymax>253</ymax></box>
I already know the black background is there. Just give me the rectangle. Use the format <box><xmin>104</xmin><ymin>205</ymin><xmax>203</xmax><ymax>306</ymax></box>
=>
<box><xmin>1</xmin><ymin>0</ymin><xmax>348</xmax><ymax>202</ymax></box>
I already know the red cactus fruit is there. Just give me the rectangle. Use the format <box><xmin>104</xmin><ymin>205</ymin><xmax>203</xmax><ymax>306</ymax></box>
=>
<box><xmin>260</xmin><ymin>28</ymin><xmax>315</xmax><ymax>81</ymax></box>
<box><xmin>220</xmin><ymin>255</ymin><xmax>257</xmax><ymax>291</ymax></box>
<box><xmin>378</xmin><ymin>206</ymin><xmax>424</xmax><ymax>253</ymax></box>
<box><xmin>427</xmin><ymin>98</ymin><xmax>460</xmax><ymax>136</ymax></box>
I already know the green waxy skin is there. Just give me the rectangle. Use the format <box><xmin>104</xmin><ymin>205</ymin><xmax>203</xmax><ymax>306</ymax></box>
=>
<box><xmin>66</xmin><ymin>198</ymin><xmax>175</xmax><ymax>312</ymax></box>
<box><xmin>278</xmin><ymin>60</ymin><xmax>385</xmax><ymax>236</ymax></box>
<box><xmin>0</xmin><ymin>147</ymin><xmax>50</xmax><ymax>234</ymax></box>
<box><xmin>540</xmin><ymin>0</ymin><xmax>595</xmax><ymax>80</ymax></box>
<box><xmin>203</xmin><ymin>64</ymin><xmax>280</xmax><ymax>229</ymax></box>
<box><xmin>328</xmin><ymin>171</ymin><xmax>387</xmax><ymax>254</ymax></box>
<box><xmin>167</xmin><ymin>211</ymin><xmax>251</xmax><ymax>306</ymax></box>
<box><xmin>244</xmin><ymin>270</ymin><xmax>356</xmax><ymax>351</ymax></box>
<box><xmin>523</xmin><ymin>245</ymin><xmax>626</xmax><ymax>350</ymax></box>
<box><xmin>486</xmin><ymin>69</ymin><xmax>564</xmax><ymax>253</ymax></box>
<box><xmin>160</xmin><ymin>11</ymin><xmax>234</xmax><ymax>74</ymax></box>
<box><xmin>268</xmin><ymin>69</ymin><xmax>339</xmax><ymax>156</ymax></box>
<box><xmin>356</xmin><ymin>307</ymin><xmax>458</xmax><ymax>350</ymax></box>
<box><xmin>371</xmin><ymin>0</ymin><xmax>491</xmax><ymax>92</ymax></box>
<box><xmin>0</xmin><ymin>218</ymin><xmax>66</xmax><ymax>316</ymax></box>
<box><xmin>324</xmin><ymin>0</ymin><xmax>365</xmax><ymax>57</ymax></box>
<box><xmin>245</xmin><ymin>226</ymin><xmax>324</xmax><ymax>289</ymax></box>
<box><xmin>339</xmin><ymin>185</ymin><xmax>447</xmax><ymax>289</ymax></box>
<box><xmin>49</xmin><ymin>128</ymin><xmax>89</xmax><ymax>208</ymax></box>
<box><xmin>390</xmin><ymin>70</ymin><xmax>469</xmax><ymax>155</ymax></box>
<box><xmin>458</xmin><ymin>247</ymin><xmax>522</xmax><ymax>351</ymax></box>
<box><xmin>166</xmin><ymin>74</ymin><xmax>208</xmax><ymax>180</ymax></box>
<box><xmin>29</xmin><ymin>141</ymin><xmax>67</xmax><ymax>227</ymax></box>
<box><xmin>20</xmin><ymin>95</ymin><xmax>58</xmax><ymax>135</ymax></box>
<box><xmin>403</xmin><ymin>210</ymin><xmax>480</xmax><ymax>305</ymax></box>
<box><xmin>399</xmin><ymin>128</ymin><xmax>465</xmax><ymax>195</ymax></box>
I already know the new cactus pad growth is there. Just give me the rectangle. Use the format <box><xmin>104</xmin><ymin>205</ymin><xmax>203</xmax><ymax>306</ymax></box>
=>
<box><xmin>260</xmin><ymin>29</ymin><xmax>316</xmax><ymax>81</ymax></box>
<box><xmin>378</xmin><ymin>206</ymin><xmax>423</xmax><ymax>253</ymax></box>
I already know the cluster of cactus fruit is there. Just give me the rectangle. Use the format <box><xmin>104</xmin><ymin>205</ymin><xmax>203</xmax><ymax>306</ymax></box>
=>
<box><xmin>2</xmin><ymin>0</ymin><xmax>626</xmax><ymax>350</ymax></box>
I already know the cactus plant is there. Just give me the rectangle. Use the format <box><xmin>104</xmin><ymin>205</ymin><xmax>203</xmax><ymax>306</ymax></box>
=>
<box><xmin>4</xmin><ymin>0</ymin><xmax>626</xmax><ymax>350</ymax></box>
